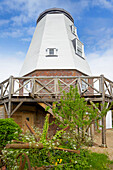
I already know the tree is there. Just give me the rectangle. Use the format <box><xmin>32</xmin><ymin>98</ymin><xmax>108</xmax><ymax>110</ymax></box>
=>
<box><xmin>48</xmin><ymin>86</ymin><xmax>111</xmax><ymax>148</ymax></box>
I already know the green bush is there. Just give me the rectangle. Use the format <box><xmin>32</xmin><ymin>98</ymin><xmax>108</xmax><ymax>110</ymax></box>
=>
<box><xmin>0</xmin><ymin>118</ymin><xmax>22</xmax><ymax>148</ymax></box>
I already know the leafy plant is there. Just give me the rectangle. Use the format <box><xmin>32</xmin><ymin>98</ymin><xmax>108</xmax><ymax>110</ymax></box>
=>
<box><xmin>47</xmin><ymin>85</ymin><xmax>112</xmax><ymax>148</ymax></box>
<box><xmin>0</xmin><ymin>118</ymin><xmax>22</xmax><ymax>148</ymax></box>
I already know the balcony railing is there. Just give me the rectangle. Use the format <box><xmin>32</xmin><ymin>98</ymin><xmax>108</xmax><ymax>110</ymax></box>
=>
<box><xmin>0</xmin><ymin>75</ymin><xmax>113</xmax><ymax>100</ymax></box>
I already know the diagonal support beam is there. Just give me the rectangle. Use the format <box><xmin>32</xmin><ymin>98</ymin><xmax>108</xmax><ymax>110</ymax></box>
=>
<box><xmin>4</xmin><ymin>102</ymin><xmax>8</xmax><ymax>116</ymax></box>
<box><xmin>10</xmin><ymin>101</ymin><xmax>23</xmax><ymax>116</ymax></box>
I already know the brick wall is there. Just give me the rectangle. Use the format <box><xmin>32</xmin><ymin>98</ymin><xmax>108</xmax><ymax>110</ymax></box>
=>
<box><xmin>24</xmin><ymin>69</ymin><xmax>86</xmax><ymax>77</ymax></box>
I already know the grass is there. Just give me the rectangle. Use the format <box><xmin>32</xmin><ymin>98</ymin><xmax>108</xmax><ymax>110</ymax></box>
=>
<box><xmin>87</xmin><ymin>152</ymin><xmax>113</xmax><ymax>170</ymax></box>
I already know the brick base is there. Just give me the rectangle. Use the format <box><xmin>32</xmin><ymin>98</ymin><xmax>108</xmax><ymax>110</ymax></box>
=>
<box><xmin>25</xmin><ymin>69</ymin><xmax>87</xmax><ymax>77</ymax></box>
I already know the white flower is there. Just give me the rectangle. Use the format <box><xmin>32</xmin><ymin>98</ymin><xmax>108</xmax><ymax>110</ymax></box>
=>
<box><xmin>52</xmin><ymin>143</ymin><xmax>55</xmax><ymax>146</ymax></box>
<box><xmin>75</xmin><ymin>161</ymin><xmax>77</xmax><ymax>164</ymax></box>
<box><xmin>56</xmin><ymin>142</ymin><xmax>59</xmax><ymax>145</ymax></box>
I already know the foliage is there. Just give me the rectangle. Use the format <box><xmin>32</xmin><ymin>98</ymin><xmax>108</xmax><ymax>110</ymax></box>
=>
<box><xmin>0</xmin><ymin>91</ymin><xmax>113</xmax><ymax>169</ymax></box>
<box><xmin>40</xmin><ymin>114</ymin><xmax>50</xmax><ymax>144</ymax></box>
<box><xmin>47</xmin><ymin>85</ymin><xmax>112</xmax><ymax>148</ymax></box>
<box><xmin>0</xmin><ymin>118</ymin><xmax>22</xmax><ymax>148</ymax></box>
<box><xmin>0</xmin><ymin>115</ymin><xmax>112</xmax><ymax>169</ymax></box>
<box><xmin>1</xmin><ymin>130</ymin><xmax>112</xmax><ymax>169</ymax></box>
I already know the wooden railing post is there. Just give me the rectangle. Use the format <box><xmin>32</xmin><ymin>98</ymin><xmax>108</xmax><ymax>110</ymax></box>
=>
<box><xmin>100</xmin><ymin>74</ymin><xmax>107</xmax><ymax>147</ymax></box>
<box><xmin>110</xmin><ymin>83</ymin><xmax>113</xmax><ymax>97</ymax></box>
<box><xmin>8</xmin><ymin>76</ymin><xmax>13</xmax><ymax>118</ymax></box>
<box><xmin>54</xmin><ymin>78</ymin><xmax>58</xmax><ymax>98</ymax></box>
<box><xmin>77</xmin><ymin>77</ymin><xmax>81</xmax><ymax>95</ymax></box>
<box><xmin>0</xmin><ymin>84</ymin><xmax>3</xmax><ymax>98</ymax></box>
<box><xmin>31</xmin><ymin>78</ymin><xmax>35</xmax><ymax>95</ymax></box>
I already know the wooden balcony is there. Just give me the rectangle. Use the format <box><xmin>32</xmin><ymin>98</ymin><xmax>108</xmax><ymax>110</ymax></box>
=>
<box><xmin>0</xmin><ymin>75</ymin><xmax>113</xmax><ymax>147</ymax></box>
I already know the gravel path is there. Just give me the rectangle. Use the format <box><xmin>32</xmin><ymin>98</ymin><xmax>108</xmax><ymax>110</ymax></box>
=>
<box><xmin>88</xmin><ymin>129</ymin><xmax>113</xmax><ymax>160</ymax></box>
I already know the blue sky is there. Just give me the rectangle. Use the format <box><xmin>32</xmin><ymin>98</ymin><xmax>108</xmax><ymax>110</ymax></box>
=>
<box><xmin>0</xmin><ymin>0</ymin><xmax>113</xmax><ymax>81</ymax></box>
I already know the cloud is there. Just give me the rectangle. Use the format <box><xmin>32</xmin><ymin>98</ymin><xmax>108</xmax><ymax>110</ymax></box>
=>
<box><xmin>0</xmin><ymin>29</ymin><xmax>23</xmax><ymax>38</ymax></box>
<box><xmin>92</xmin><ymin>0</ymin><xmax>113</xmax><ymax>10</ymax></box>
<box><xmin>0</xmin><ymin>51</ymin><xmax>24</xmax><ymax>82</ymax></box>
<box><xmin>0</xmin><ymin>19</ymin><xmax>10</xmax><ymax>26</ymax></box>
<box><xmin>0</xmin><ymin>26</ymin><xmax>35</xmax><ymax>39</ymax></box>
<box><xmin>0</xmin><ymin>0</ymin><xmax>90</xmax><ymax>25</ymax></box>
<box><xmin>81</xmin><ymin>17</ymin><xmax>113</xmax><ymax>53</ymax></box>
<box><xmin>0</xmin><ymin>57</ymin><xmax>23</xmax><ymax>82</ymax></box>
<box><xmin>11</xmin><ymin>14</ymin><xmax>29</xmax><ymax>26</ymax></box>
<box><xmin>27</xmin><ymin>26</ymin><xmax>35</xmax><ymax>36</ymax></box>
<box><xmin>21</xmin><ymin>38</ymin><xmax>31</xmax><ymax>42</ymax></box>
<box><xmin>88</xmin><ymin>46</ymin><xmax>113</xmax><ymax>80</ymax></box>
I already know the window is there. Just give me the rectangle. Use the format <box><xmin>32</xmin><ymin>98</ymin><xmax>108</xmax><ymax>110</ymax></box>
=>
<box><xmin>81</xmin><ymin>78</ymin><xmax>88</xmax><ymax>91</ymax></box>
<box><xmin>46</xmin><ymin>48</ymin><xmax>58</xmax><ymax>57</ymax></box>
<box><xmin>76</xmin><ymin>40</ymin><xmax>82</xmax><ymax>57</ymax></box>
<box><xmin>71</xmin><ymin>25</ymin><xmax>77</xmax><ymax>36</ymax></box>
<box><xmin>25</xmin><ymin>84</ymin><xmax>28</xmax><ymax>89</ymax></box>
<box><xmin>26</xmin><ymin>117</ymin><xmax>29</xmax><ymax>121</ymax></box>
<box><xmin>72</xmin><ymin>38</ymin><xmax>84</xmax><ymax>59</ymax></box>
<box><xmin>49</xmin><ymin>49</ymin><xmax>54</xmax><ymax>55</ymax></box>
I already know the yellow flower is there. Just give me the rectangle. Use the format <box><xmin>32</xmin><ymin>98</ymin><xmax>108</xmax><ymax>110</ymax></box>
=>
<box><xmin>57</xmin><ymin>159</ymin><xmax>59</xmax><ymax>162</ymax></box>
<box><xmin>55</xmin><ymin>162</ymin><xmax>57</xmax><ymax>166</ymax></box>
<box><xmin>59</xmin><ymin>159</ymin><xmax>62</xmax><ymax>163</ymax></box>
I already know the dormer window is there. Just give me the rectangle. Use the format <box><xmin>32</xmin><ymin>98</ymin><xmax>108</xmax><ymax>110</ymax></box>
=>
<box><xmin>76</xmin><ymin>39</ymin><xmax>84</xmax><ymax>58</ymax></box>
<box><xmin>72</xmin><ymin>38</ymin><xmax>84</xmax><ymax>59</ymax></box>
<box><xmin>76</xmin><ymin>39</ymin><xmax>82</xmax><ymax>56</ymax></box>
<box><xmin>71</xmin><ymin>25</ymin><xmax>77</xmax><ymax>36</ymax></box>
<box><xmin>46</xmin><ymin>48</ymin><xmax>58</xmax><ymax>57</ymax></box>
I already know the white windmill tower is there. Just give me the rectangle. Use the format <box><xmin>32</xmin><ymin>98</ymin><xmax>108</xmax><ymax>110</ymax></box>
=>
<box><xmin>19</xmin><ymin>8</ymin><xmax>112</xmax><ymax>130</ymax></box>
<box><xmin>19</xmin><ymin>8</ymin><xmax>92</xmax><ymax>77</ymax></box>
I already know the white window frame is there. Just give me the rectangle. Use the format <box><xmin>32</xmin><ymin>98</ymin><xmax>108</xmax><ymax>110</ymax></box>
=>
<box><xmin>71</xmin><ymin>25</ymin><xmax>77</xmax><ymax>36</ymax></box>
<box><xmin>46</xmin><ymin>48</ymin><xmax>58</xmax><ymax>57</ymax></box>
<box><xmin>76</xmin><ymin>39</ymin><xmax>84</xmax><ymax>58</ymax></box>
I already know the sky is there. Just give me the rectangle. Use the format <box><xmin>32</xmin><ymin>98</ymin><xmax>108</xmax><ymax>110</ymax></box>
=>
<box><xmin>0</xmin><ymin>0</ymin><xmax>113</xmax><ymax>82</ymax></box>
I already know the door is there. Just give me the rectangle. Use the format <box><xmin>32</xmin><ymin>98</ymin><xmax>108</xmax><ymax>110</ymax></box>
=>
<box><xmin>22</xmin><ymin>112</ymin><xmax>34</xmax><ymax>132</ymax></box>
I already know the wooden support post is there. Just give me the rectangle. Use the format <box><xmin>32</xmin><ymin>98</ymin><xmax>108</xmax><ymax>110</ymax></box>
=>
<box><xmin>100</xmin><ymin>75</ymin><xmax>107</xmax><ymax>147</ymax></box>
<box><xmin>90</xmin><ymin>122</ymin><xmax>94</xmax><ymax>145</ymax></box>
<box><xmin>8</xmin><ymin>76</ymin><xmax>13</xmax><ymax>118</ymax></box>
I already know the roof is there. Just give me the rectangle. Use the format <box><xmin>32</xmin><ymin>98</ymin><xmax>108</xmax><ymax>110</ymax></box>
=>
<box><xmin>37</xmin><ymin>8</ymin><xmax>74</xmax><ymax>24</ymax></box>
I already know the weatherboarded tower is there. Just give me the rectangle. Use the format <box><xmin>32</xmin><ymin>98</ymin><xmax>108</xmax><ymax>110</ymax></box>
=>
<box><xmin>20</xmin><ymin>8</ymin><xmax>91</xmax><ymax>77</ymax></box>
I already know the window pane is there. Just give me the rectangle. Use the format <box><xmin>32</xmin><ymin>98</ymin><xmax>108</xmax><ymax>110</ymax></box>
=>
<box><xmin>49</xmin><ymin>49</ymin><xmax>54</xmax><ymax>55</ymax></box>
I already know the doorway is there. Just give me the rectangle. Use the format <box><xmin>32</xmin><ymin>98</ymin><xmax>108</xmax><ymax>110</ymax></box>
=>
<box><xmin>22</xmin><ymin>112</ymin><xmax>34</xmax><ymax>131</ymax></box>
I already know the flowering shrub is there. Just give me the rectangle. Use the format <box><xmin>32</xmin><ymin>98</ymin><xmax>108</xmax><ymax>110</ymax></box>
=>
<box><xmin>0</xmin><ymin>116</ymin><xmax>90</xmax><ymax>169</ymax></box>
<box><xmin>0</xmin><ymin>125</ymin><xmax>111</xmax><ymax>169</ymax></box>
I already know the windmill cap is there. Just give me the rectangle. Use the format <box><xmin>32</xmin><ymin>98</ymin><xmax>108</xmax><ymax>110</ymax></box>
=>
<box><xmin>37</xmin><ymin>8</ymin><xmax>74</xmax><ymax>24</ymax></box>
